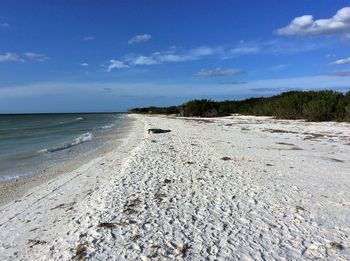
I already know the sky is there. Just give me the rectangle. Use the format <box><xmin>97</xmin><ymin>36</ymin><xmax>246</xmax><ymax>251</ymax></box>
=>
<box><xmin>1</xmin><ymin>0</ymin><xmax>350</xmax><ymax>113</ymax></box>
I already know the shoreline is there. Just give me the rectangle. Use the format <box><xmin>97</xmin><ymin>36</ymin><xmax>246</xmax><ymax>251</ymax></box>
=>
<box><xmin>0</xmin><ymin>115</ymin><xmax>136</xmax><ymax>207</ymax></box>
<box><xmin>1</xmin><ymin>114</ymin><xmax>349</xmax><ymax>260</ymax></box>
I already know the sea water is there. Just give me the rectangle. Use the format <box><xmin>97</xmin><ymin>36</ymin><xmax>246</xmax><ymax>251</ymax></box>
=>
<box><xmin>0</xmin><ymin>113</ymin><xmax>128</xmax><ymax>183</ymax></box>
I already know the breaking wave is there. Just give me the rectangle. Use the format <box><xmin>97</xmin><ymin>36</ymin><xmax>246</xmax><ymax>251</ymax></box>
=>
<box><xmin>39</xmin><ymin>132</ymin><xmax>93</xmax><ymax>153</ymax></box>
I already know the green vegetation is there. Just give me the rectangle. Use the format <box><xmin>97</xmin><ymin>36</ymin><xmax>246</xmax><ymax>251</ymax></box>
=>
<box><xmin>128</xmin><ymin>90</ymin><xmax>350</xmax><ymax>122</ymax></box>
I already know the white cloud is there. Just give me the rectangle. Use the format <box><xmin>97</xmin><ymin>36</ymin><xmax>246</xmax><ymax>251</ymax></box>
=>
<box><xmin>128</xmin><ymin>34</ymin><xmax>152</xmax><ymax>44</ymax></box>
<box><xmin>0</xmin><ymin>52</ymin><xmax>22</xmax><ymax>62</ymax></box>
<box><xmin>190</xmin><ymin>46</ymin><xmax>219</xmax><ymax>56</ymax></box>
<box><xmin>117</xmin><ymin>46</ymin><xmax>220</xmax><ymax>68</ymax></box>
<box><xmin>153</xmin><ymin>46</ymin><xmax>220</xmax><ymax>63</ymax></box>
<box><xmin>107</xmin><ymin>59</ymin><xmax>129</xmax><ymax>72</ymax></box>
<box><xmin>221</xmin><ymin>44</ymin><xmax>260</xmax><ymax>59</ymax></box>
<box><xmin>270</xmin><ymin>64</ymin><xmax>290</xmax><ymax>70</ymax></box>
<box><xmin>106</xmin><ymin>38</ymin><xmax>327</xmax><ymax>70</ymax></box>
<box><xmin>229</xmin><ymin>46</ymin><xmax>260</xmax><ymax>55</ymax></box>
<box><xmin>332</xmin><ymin>56</ymin><xmax>350</xmax><ymax>65</ymax></box>
<box><xmin>276</xmin><ymin>7</ymin><xmax>350</xmax><ymax>36</ymax></box>
<box><xmin>1</xmin><ymin>52</ymin><xmax>49</xmax><ymax>63</ymax></box>
<box><xmin>132</xmin><ymin>55</ymin><xmax>159</xmax><ymax>65</ymax></box>
<box><xmin>194</xmin><ymin>68</ymin><xmax>243</xmax><ymax>77</ymax></box>
<box><xmin>222</xmin><ymin>39</ymin><xmax>326</xmax><ymax>59</ymax></box>
<box><xmin>326</xmin><ymin>54</ymin><xmax>336</xmax><ymax>58</ymax></box>
<box><xmin>327</xmin><ymin>70</ymin><xmax>350</xmax><ymax>77</ymax></box>
<box><xmin>221</xmin><ymin>81</ymin><xmax>247</xmax><ymax>85</ymax></box>
<box><xmin>157</xmin><ymin>54</ymin><xmax>191</xmax><ymax>62</ymax></box>
<box><xmin>80</xmin><ymin>63</ymin><xmax>89</xmax><ymax>66</ymax></box>
<box><xmin>0</xmin><ymin>22</ymin><xmax>10</xmax><ymax>28</ymax></box>
<box><xmin>23</xmin><ymin>52</ymin><xmax>49</xmax><ymax>61</ymax></box>
<box><xmin>83</xmin><ymin>36</ymin><xmax>95</xmax><ymax>41</ymax></box>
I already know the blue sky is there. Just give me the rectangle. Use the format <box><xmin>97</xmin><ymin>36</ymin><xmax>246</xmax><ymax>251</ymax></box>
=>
<box><xmin>1</xmin><ymin>0</ymin><xmax>350</xmax><ymax>112</ymax></box>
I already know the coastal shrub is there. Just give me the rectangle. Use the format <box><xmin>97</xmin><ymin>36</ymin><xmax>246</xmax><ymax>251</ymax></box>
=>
<box><xmin>129</xmin><ymin>105</ymin><xmax>180</xmax><ymax>115</ymax></box>
<box><xmin>343</xmin><ymin>91</ymin><xmax>350</xmax><ymax>121</ymax></box>
<box><xmin>302</xmin><ymin>91</ymin><xmax>343</xmax><ymax>121</ymax></box>
<box><xmin>180</xmin><ymin>99</ymin><xmax>220</xmax><ymax>117</ymax></box>
<box><xmin>128</xmin><ymin>89</ymin><xmax>350</xmax><ymax>122</ymax></box>
<box><xmin>270</xmin><ymin>91</ymin><xmax>310</xmax><ymax>119</ymax></box>
<box><xmin>345</xmin><ymin>104</ymin><xmax>350</xmax><ymax>122</ymax></box>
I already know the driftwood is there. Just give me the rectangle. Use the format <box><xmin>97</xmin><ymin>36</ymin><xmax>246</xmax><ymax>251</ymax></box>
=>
<box><xmin>148</xmin><ymin>128</ymin><xmax>171</xmax><ymax>134</ymax></box>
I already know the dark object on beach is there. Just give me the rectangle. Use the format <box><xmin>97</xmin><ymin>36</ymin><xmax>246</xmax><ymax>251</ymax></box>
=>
<box><xmin>296</xmin><ymin>205</ymin><xmax>305</xmax><ymax>212</ymax></box>
<box><xmin>154</xmin><ymin>192</ymin><xmax>167</xmax><ymax>202</ymax></box>
<box><xmin>27</xmin><ymin>239</ymin><xmax>47</xmax><ymax>248</ymax></box>
<box><xmin>75</xmin><ymin>242</ymin><xmax>87</xmax><ymax>260</ymax></box>
<box><xmin>179</xmin><ymin>243</ymin><xmax>189</xmax><ymax>257</ymax></box>
<box><xmin>148</xmin><ymin>128</ymin><xmax>171</xmax><ymax>134</ymax></box>
<box><xmin>221</xmin><ymin>157</ymin><xmax>232</xmax><ymax>161</ymax></box>
<box><xmin>330</xmin><ymin>242</ymin><xmax>344</xmax><ymax>251</ymax></box>
<box><xmin>51</xmin><ymin>203</ymin><xmax>66</xmax><ymax>210</ymax></box>
<box><xmin>97</xmin><ymin>222</ymin><xmax>117</xmax><ymax>228</ymax></box>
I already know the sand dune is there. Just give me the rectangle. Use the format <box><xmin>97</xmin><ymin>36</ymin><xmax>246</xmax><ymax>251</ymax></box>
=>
<box><xmin>0</xmin><ymin>115</ymin><xmax>349</xmax><ymax>260</ymax></box>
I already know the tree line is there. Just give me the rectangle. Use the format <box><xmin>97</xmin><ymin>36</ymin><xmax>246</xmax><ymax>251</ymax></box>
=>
<box><xmin>128</xmin><ymin>90</ymin><xmax>350</xmax><ymax>122</ymax></box>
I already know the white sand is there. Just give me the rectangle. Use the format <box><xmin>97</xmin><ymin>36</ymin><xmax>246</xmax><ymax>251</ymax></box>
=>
<box><xmin>0</xmin><ymin>114</ymin><xmax>349</xmax><ymax>260</ymax></box>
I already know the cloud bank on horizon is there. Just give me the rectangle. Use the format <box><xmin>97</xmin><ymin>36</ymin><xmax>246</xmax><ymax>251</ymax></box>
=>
<box><xmin>194</xmin><ymin>68</ymin><xmax>243</xmax><ymax>78</ymax></box>
<box><xmin>0</xmin><ymin>1</ymin><xmax>350</xmax><ymax>112</ymax></box>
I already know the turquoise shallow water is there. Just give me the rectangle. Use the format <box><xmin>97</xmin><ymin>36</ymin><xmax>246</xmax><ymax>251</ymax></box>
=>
<box><xmin>0</xmin><ymin>113</ymin><xmax>127</xmax><ymax>183</ymax></box>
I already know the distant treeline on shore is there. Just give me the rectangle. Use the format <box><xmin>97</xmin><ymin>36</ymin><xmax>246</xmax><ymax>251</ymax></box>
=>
<box><xmin>129</xmin><ymin>90</ymin><xmax>350</xmax><ymax>122</ymax></box>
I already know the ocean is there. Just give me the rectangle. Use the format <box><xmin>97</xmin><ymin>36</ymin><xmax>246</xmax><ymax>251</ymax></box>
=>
<box><xmin>0</xmin><ymin>113</ymin><xmax>128</xmax><ymax>183</ymax></box>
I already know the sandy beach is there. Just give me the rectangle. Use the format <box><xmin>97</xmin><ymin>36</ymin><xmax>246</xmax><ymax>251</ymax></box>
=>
<box><xmin>0</xmin><ymin>114</ymin><xmax>349</xmax><ymax>260</ymax></box>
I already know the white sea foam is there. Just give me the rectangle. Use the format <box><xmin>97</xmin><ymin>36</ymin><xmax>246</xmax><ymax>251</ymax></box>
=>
<box><xmin>72</xmin><ymin>132</ymin><xmax>93</xmax><ymax>145</ymax></box>
<box><xmin>59</xmin><ymin>117</ymin><xmax>84</xmax><ymax>125</ymax></box>
<box><xmin>39</xmin><ymin>132</ymin><xmax>93</xmax><ymax>153</ymax></box>
<box><xmin>100</xmin><ymin>123</ymin><xmax>116</xmax><ymax>129</ymax></box>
